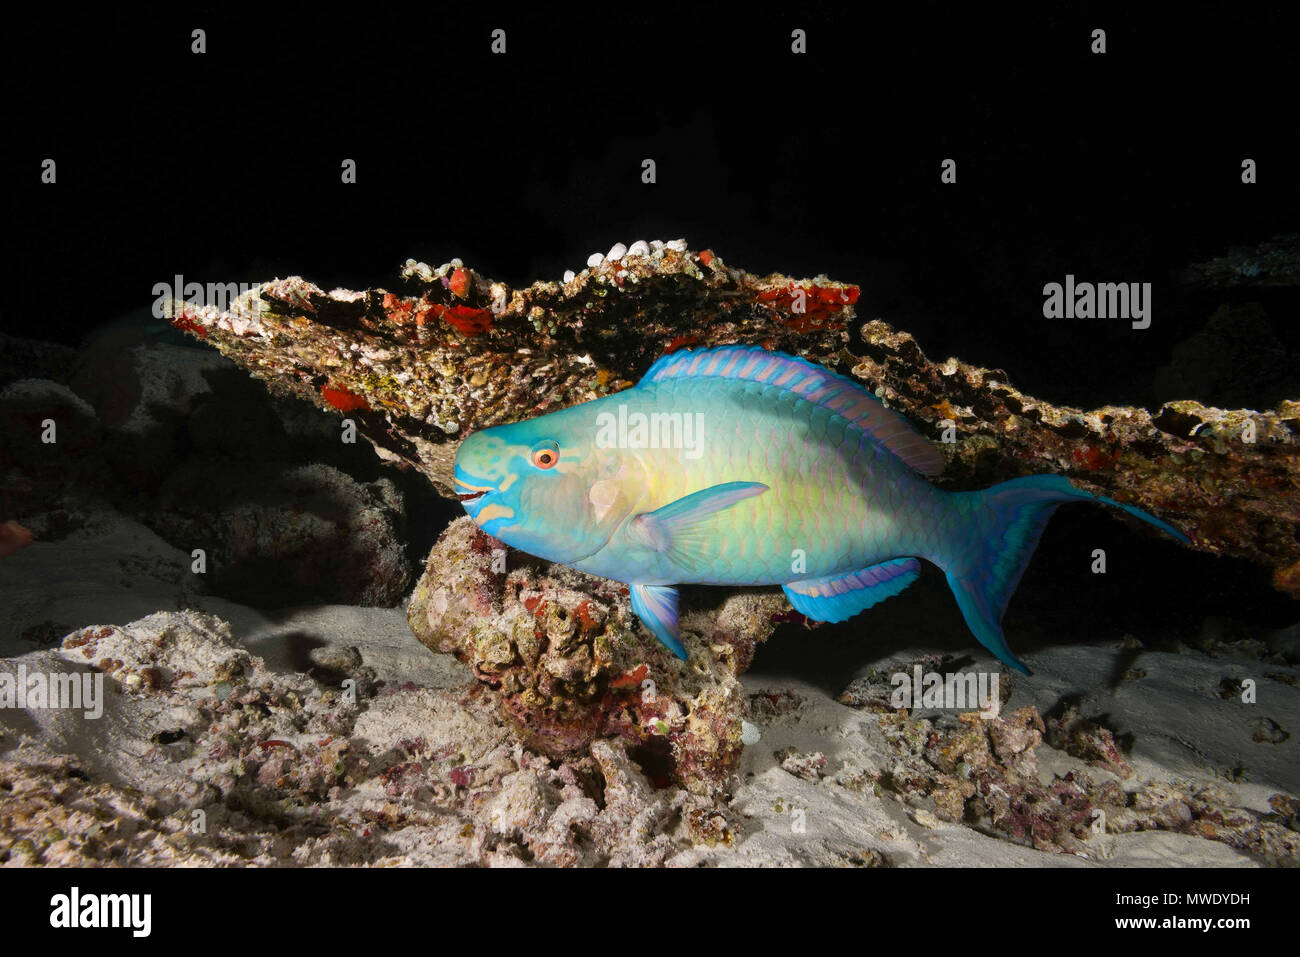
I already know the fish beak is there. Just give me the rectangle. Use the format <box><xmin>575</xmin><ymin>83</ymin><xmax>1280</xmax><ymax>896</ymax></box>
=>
<box><xmin>454</xmin><ymin>478</ymin><xmax>495</xmax><ymax>504</ymax></box>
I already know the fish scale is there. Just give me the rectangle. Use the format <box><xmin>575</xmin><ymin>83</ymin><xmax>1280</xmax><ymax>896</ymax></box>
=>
<box><xmin>612</xmin><ymin>374</ymin><xmax>922</xmax><ymax>585</ymax></box>
<box><xmin>454</xmin><ymin>345</ymin><xmax>1189</xmax><ymax>673</ymax></box>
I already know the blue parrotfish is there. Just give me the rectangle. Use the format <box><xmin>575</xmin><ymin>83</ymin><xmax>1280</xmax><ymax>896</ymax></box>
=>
<box><xmin>453</xmin><ymin>345</ymin><xmax>1189</xmax><ymax>674</ymax></box>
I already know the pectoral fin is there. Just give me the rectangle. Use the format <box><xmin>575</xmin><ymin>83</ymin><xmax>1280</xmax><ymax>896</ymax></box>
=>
<box><xmin>629</xmin><ymin>481</ymin><xmax>768</xmax><ymax>567</ymax></box>
<box><xmin>630</xmin><ymin>583</ymin><xmax>686</xmax><ymax>659</ymax></box>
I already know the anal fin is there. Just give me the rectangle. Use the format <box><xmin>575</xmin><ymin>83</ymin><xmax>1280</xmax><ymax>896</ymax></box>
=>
<box><xmin>782</xmin><ymin>558</ymin><xmax>921</xmax><ymax>622</ymax></box>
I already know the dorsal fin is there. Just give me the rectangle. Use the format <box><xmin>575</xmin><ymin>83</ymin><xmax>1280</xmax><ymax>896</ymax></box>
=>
<box><xmin>641</xmin><ymin>345</ymin><xmax>945</xmax><ymax>476</ymax></box>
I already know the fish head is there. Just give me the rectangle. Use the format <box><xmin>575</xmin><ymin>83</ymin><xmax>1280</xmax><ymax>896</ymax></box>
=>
<box><xmin>453</xmin><ymin>404</ymin><xmax>642</xmax><ymax>564</ymax></box>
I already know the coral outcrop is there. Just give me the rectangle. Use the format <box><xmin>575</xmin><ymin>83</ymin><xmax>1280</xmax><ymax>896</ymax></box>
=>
<box><xmin>407</xmin><ymin>517</ymin><xmax>786</xmax><ymax>796</ymax></box>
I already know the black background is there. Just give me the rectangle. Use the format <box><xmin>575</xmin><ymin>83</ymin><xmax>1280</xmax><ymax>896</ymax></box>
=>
<box><xmin>4</xmin><ymin>4</ymin><xmax>1297</xmax><ymax>411</ymax></box>
<box><xmin>0</xmin><ymin>863</ymin><xmax>1278</xmax><ymax>939</ymax></box>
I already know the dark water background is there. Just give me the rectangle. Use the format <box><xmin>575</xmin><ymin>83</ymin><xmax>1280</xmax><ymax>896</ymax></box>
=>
<box><xmin>6</xmin><ymin>7</ymin><xmax>1297</xmax><ymax>404</ymax></box>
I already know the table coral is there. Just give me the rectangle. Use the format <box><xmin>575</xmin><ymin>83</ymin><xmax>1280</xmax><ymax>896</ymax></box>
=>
<box><xmin>161</xmin><ymin>242</ymin><xmax>854</xmax><ymax>498</ymax></box>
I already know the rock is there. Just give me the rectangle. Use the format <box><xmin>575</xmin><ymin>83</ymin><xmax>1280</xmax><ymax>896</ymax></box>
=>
<box><xmin>406</xmin><ymin>515</ymin><xmax>788</xmax><ymax>796</ymax></box>
<box><xmin>2</xmin><ymin>596</ymin><xmax>1296</xmax><ymax>866</ymax></box>
<box><xmin>0</xmin><ymin>379</ymin><xmax>104</xmax><ymax>517</ymax></box>
<box><xmin>1152</xmin><ymin>303</ymin><xmax>1297</xmax><ymax>409</ymax></box>
<box><xmin>65</xmin><ymin>340</ymin><xmax>228</xmax><ymax>492</ymax></box>
<box><xmin>1267</xmin><ymin>622</ymin><xmax>1300</xmax><ymax>663</ymax></box>
<box><xmin>0</xmin><ymin>333</ymin><xmax>76</xmax><ymax>390</ymax></box>
<box><xmin>486</xmin><ymin>770</ymin><xmax>560</xmax><ymax>837</ymax></box>
<box><xmin>1046</xmin><ymin>706</ymin><xmax>1134</xmax><ymax>779</ymax></box>
<box><xmin>150</xmin><ymin>462</ymin><xmax>412</xmax><ymax>607</ymax></box>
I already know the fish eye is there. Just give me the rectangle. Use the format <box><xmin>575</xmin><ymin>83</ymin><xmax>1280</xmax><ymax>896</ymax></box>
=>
<box><xmin>531</xmin><ymin>441</ymin><xmax>559</xmax><ymax>469</ymax></box>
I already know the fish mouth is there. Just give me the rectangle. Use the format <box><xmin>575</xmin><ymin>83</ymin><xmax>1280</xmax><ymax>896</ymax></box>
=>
<box><xmin>454</xmin><ymin>478</ymin><xmax>495</xmax><ymax>505</ymax></box>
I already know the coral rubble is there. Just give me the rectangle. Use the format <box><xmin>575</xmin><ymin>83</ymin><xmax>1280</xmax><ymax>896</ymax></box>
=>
<box><xmin>863</xmin><ymin>695</ymin><xmax>1298</xmax><ymax>863</ymax></box>
<box><xmin>0</xmin><ymin>611</ymin><xmax>746</xmax><ymax>866</ymax></box>
<box><xmin>4</xmin><ymin>613</ymin><xmax>1293</xmax><ymax>866</ymax></box>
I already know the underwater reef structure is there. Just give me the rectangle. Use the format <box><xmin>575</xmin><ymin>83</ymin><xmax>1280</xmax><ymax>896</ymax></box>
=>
<box><xmin>1</xmin><ymin>610</ymin><xmax>747</xmax><ymax>865</ymax></box>
<box><xmin>165</xmin><ymin>242</ymin><xmax>1300</xmax><ymax>791</ymax></box>
<box><xmin>406</xmin><ymin>515</ymin><xmax>787</xmax><ymax>797</ymax></box>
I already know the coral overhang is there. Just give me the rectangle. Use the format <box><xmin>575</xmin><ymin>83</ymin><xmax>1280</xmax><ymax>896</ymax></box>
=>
<box><xmin>165</xmin><ymin>242</ymin><xmax>1299</xmax><ymax>594</ymax></box>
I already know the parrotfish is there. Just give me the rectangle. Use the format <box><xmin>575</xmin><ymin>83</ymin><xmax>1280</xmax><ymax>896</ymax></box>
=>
<box><xmin>453</xmin><ymin>346</ymin><xmax>1188</xmax><ymax>674</ymax></box>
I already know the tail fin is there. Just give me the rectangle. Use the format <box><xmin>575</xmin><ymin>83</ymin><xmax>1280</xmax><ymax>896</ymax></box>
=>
<box><xmin>940</xmin><ymin>474</ymin><xmax>1189</xmax><ymax>675</ymax></box>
